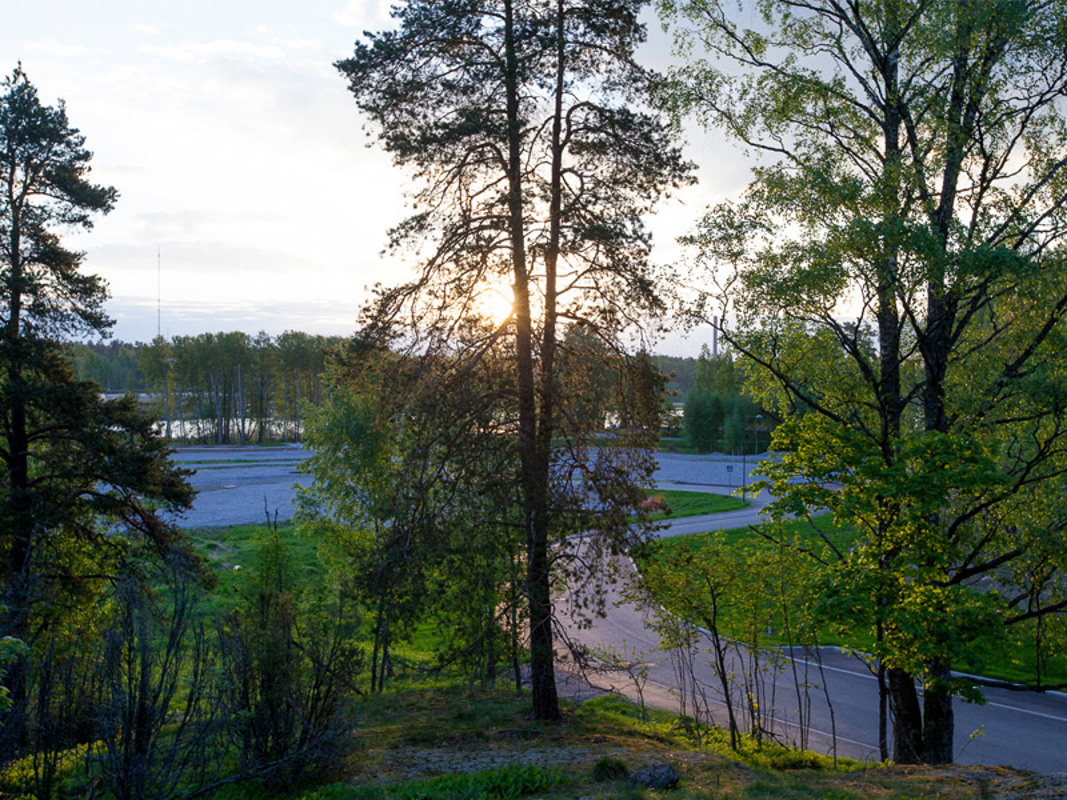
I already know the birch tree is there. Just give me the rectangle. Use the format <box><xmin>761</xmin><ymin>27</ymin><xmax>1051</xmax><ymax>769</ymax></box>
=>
<box><xmin>662</xmin><ymin>0</ymin><xmax>1067</xmax><ymax>764</ymax></box>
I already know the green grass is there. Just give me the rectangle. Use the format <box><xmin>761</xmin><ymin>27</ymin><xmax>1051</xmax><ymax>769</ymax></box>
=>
<box><xmin>649</xmin><ymin>489</ymin><xmax>748</xmax><ymax>519</ymax></box>
<box><xmin>183</xmin><ymin>520</ymin><xmax>452</xmax><ymax>673</ymax></box>
<box><xmin>1</xmin><ymin>680</ymin><xmax>1026</xmax><ymax>800</ymax></box>
<box><xmin>186</xmin><ymin>520</ymin><xmax>311</xmax><ymax>569</ymax></box>
<box><xmin>184</xmin><ymin>521</ymin><xmax>321</xmax><ymax>618</ymax></box>
<box><xmin>649</xmin><ymin>513</ymin><xmax>855</xmax><ymax>556</ymax></box>
<box><xmin>657</xmin><ymin>437</ymin><xmax>702</xmax><ymax>454</ymax></box>
<box><xmin>258</xmin><ymin>687</ymin><xmax>991</xmax><ymax>800</ymax></box>
<box><xmin>179</xmin><ymin>458</ymin><xmax>307</xmax><ymax>468</ymax></box>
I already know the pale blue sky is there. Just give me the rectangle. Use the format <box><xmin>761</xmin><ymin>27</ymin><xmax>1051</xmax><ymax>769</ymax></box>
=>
<box><xmin>5</xmin><ymin>1</ymin><xmax>742</xmax><ymax>353</ymax></box>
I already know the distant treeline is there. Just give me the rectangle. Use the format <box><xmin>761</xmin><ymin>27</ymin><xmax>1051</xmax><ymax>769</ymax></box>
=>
<box><xmin>69</xmin><ymin>335</ymin><xmax>703</xmax><ymax>436</ymax></box>
<box><xmin>653</xmin><ymin>354</ymin><xmax>700</xmax><ymax>398</ymax></box>
<box><xmin>69</xmin><ymin>335</ymin><xmax>707</xmax><ymax>445</ymax></box>
<box><xmin>70</xmin><ymin>332</ymin><xmax>345</xmax><ymax>444</ymax></box>
<box><xmin>680</xmin><ymin>349</ymin><xmax>772</xmax><ymax>454</ymax></box>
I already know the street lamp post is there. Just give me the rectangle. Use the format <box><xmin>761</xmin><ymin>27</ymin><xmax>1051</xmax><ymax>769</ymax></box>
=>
<box><xmin>741</xmin><ymin>413</ymin><xmax>763</xmax><ymax>502</ymax></box>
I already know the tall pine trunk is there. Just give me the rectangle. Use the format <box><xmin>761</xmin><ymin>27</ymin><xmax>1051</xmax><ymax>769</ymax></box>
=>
<box><xmin>503</xmin><ymin>0</ymin><xmax>559</xmax><ymax>722</ymax></box>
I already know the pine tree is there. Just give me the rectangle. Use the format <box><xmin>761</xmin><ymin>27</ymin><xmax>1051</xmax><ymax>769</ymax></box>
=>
<box><xmin>0</xmin><ymin>65</ymin><xmax>193</xmax><ymax>752</ymax></box>
<box><xmin>337</xmin><ymin>0</ymin><xmax>692</xmax><ymax>718</ymax></box>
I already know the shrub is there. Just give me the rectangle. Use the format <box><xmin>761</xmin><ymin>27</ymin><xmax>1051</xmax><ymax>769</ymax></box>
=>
<box><xmin>592</xmin><ymin>757</ymin><xmax>629</xmax><ymax>782</ymax></box>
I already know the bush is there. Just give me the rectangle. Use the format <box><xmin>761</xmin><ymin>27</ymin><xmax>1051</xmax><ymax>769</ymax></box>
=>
<box><xmin>395</xmin><ymin>763</ymin><xmax>569</xmax><ymax>800</ymax></box>
<box><xmin>592</xmin><ymin>757</ymin><xmax>629</xmax><ymax>782</ymax></box>
<box><xmin>217</xmin><ymin>528</ymin><xmax>363</xmax><ymax>786</ymax></box>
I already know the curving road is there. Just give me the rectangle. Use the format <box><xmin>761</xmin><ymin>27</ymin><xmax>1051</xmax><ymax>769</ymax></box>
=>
<box><xmin>170</xmin><ymin>446</ymin><xmax>1067</xmax><ymax>773</ymax></box>
<box><xmin>560</xmin><ymin>480</ymin><xmax>1067</xmax><ymax>773</ymax></box>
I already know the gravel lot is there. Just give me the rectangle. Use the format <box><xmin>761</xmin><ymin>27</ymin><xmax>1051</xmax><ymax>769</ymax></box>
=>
<box><xmin>168</xmin><ymin>445</ymin><xmax>313</xmax><ymax>528</ymax></box>
<box><xmin>169</xmin><ymin>446</ymin><xmax>771</xmax><ymax>529</ymax></box>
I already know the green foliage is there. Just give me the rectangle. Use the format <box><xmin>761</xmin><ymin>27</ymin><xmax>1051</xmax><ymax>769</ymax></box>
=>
<box><xmin>217</xmin><ymin>526</ymin><xmax>362</xmax><ymax>783</ymax></box>
<box><xmin>662</xmin><ymin>0</ymin><xmax>1067</xmax><ymax>763</ymax></box>
<box><xmin>654</xmin><ymin>354</ymin><xmax>699</xmax><ymax>398</ymax></box>
<box><xmin>70</xmin><ymin>340</ymin><xmax>146</xmax><ymax>393</ymax></box>
<box><xmin>0</xmin><ymin>64</ymin><xmax>195</xmax><ymax>769</ymax></box>
<box><xmin>392</xmin><ymin>763</ymin><xmax>570</xmax><ymax>800</ymax></box>
<box><xmin>299</xmin><ymin>338</ymin><xmax>526</xmax><ymax>692</ymax></box>
<box><xmin>337</xmin><ymin>0</ymin><xmax>692</xmax><ymax>721</ymax></box>
<box><xmin>644</xmin><ymin>515</ymin><xmax>1067</xmax><ymax>686</ymax></box>
<box><xmin>0</xmin><ymin>634</ymin><xmax>25</xmax><ymax>712</ymax></box>
<box><xmin>644</xmin><ymin>490</ymin><xmax>747</xmax><ymax>520</ymax></box>
<box><xmin>592</xmin><ymin>757</ymin><xmax>630</xmax><ymax>782</ymax></box>
<box><xmin>681</xmin><ymin>350</ymin><xmax>771</xmax><ymax>454</ymax></box>
<box><xmin>92</xmin><ymin>554</ymin><xmax>219</xmax><ymax>800</ymax></box>
<box><xmin>683</xmin><ymin>388</ymin><xmax>765</xmax><ymax>454</ymax></box>
<box><xmin>695</xmin><ymin>347</ymin><xmax>740</xmax><ymax>396</ymax></box>
<box><xmin>72</xmin><ymin>330</ymin><xmax>346</xmax><ymax>444</ymax></box>
<box><xmin>642</xmin><ymin>528</ymin><xmax>822</xmax><ymax>652</ymax></box>
<box><xmin>286</xmin><ymin>764</ymin><xmax>570</xmax><ymax>800</ymax></box>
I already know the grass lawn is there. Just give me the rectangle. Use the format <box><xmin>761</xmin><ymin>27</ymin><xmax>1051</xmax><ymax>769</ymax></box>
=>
<box><xmin>639</xmin><ymin>515</ymin><xmax>1067</xmax><ymax>688</ymax></box>
<box><xmin>185</xmin><ymin>519</ymin><xmax>314</xmax><ymax>572</ymax></box>
<box><xmin>184</xmin><ymin>520</ymin><xmax>320</xmax><ymax>619</ymax></box>
<box><xmin>657</xmin><ymin>437</ymin><xmax>702</xmax><ymax>454</ymax></box>
<box><xmin>649</xmin><ymin>489</ymin><xmax>748</xmax><ymax>520</ymax></box>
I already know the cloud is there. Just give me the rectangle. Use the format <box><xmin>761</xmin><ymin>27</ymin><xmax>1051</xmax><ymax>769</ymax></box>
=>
<box><xmin>138</xmin><ymin>40</ymin><xmax>286</xmax><ymax>63</ymax></box>
<box><xmin>24</xmin><ymin>38</ymin><xmax>97</xmax><ymax>59</ymax></box>
<box><xmin>105</xmin><ymin>295</ymin><xmax>361</xmax><ymax>343</ymax></box>
<box><xmin>90</xmin><ymin>239</ymin><xmax>321</xmax><ymax>284</ymax></box>
<box><xmin>126</xmin><ymin>210</ymin><xmax>283</xmax><ymax>239</ymax></box>
<box><xmin>332</xmin><ymin>0</ymin><xmax>394</xmax><ymax>30</ymax></box>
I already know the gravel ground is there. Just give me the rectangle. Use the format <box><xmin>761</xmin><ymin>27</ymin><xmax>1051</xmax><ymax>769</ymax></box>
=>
<box><xmin>168</xmin><ymin>444</ymin><xmax>312</xmax><ymax>527</ymax></box>
<box><xmin>168</xmin><ymin>446</ymin><xmax>769</xmax><ymax>529</ymax></box>
<box><xmin>357</xmin><ymin>739</ymin><xmax>1067</xmax><ymax>798</ymax></box>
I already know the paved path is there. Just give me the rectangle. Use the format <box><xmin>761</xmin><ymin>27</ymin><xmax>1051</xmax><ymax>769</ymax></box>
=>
<box><xmin>168</xmin><ymin>447</ymin><xmax>770</xmax><ymax>529</ymax></box>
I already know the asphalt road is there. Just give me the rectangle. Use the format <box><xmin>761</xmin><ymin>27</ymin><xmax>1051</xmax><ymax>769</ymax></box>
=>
<box><xmin>559</xmin><ymin>523</ymin><xmax>1067</xmax><ymax>773</ymax></box>
<box><xmin>170</xmin><ymin>446</ymin><xmax>1067</xmax><ymax>773</ymax></box>
<box><xmin>561</xmin><ymin>491</ymin><xmax>1067</xmax><ymax>773</ymax></box>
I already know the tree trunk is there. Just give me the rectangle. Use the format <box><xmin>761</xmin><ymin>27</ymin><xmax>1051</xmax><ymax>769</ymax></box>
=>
<box><xmin>295</xmin><ymin>367</ymin><xmax>302</xmax><ymax>442</ymax></box>
<box><xmin>877</xmin><ymin>642</ymin><xmax>889</xmax><ymax>761</ymax></box>
<box><xmin>889</xmin><ymin>667</ymin><xmax>923</xmax><ymax>764</ymax></box>
<box><xmin>282</xmin><ymin>382</ymin><xmax>289</xmax><ymax>442</ymax></box>
<box><xmin>238</xmin><ymin>363</ymin><xmax>246</xmax><ymax>446</ymax></box>
<box><xmin>502</xmin><ymin>0</ymin><xmax>560</xmax><ymax>722</ymax></box>
<box><xmin>163</xmin><ymin>367</ymin><xmax>172</xmax><ymax>439</ymax></box>
<box><xmin>922</xmin><ymin>659</ymin><xmax>955</xmax><ymax>764</ymax></box>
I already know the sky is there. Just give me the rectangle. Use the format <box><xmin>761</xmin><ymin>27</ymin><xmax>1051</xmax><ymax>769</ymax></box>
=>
<box><xmin>4</xmin><ymin>1</ymin><xmax>750</xmax><ymax>355</ymax></box>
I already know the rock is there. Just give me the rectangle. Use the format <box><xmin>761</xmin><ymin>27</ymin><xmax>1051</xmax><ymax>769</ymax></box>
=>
<box><xmin>628</xmin><ymin>763</ymin><xmax>680</xmax><ymax>790</ymax></box>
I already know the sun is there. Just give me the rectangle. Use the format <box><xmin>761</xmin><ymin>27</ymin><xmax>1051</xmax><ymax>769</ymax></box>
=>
<box><xmin>474</xmin><ymin>280</ymin><xmax>514</xmax><ymax>326</ymax></box>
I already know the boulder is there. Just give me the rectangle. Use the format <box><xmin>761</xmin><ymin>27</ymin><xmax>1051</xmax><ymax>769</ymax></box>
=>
<box><xmin>628</xmin><ymin>763</ymin><xmax>680</xmax><ymax>791</ymax></box>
